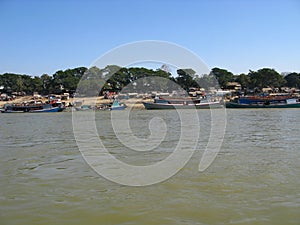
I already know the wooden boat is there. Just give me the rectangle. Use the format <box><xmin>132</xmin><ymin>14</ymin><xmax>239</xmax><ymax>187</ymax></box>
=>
<box><xmin>226</xmin><ymin>96</ymin><xmax>300</xmax><ymax>108</ymax></box>
<box><xmin>237</xmin><ymin>94</ymin><xmax>295</xmax><ymax>104</ymax></box>
<box><xmin>142</xmin><ymin>97</ymin><xmax>223</xmax><ymax>110</ymax></box>
<box><xmin>1</xmin><ymin>100</ymin><xmax>65</xmax><ymax>113</ymax></box>
<box><xmin>110</xmin><ymin>100</ymin><xmax>127</xmax><ymax>110</ymax></box>
<box><xmin>72</xmin><ymin>100</ymin><xmax>126</xmax><ymax>111</ymax></box>
<box><xmin>74</xmin><ymin>105</ymin><xmax>93</xmax><ymax>111</ymax></box>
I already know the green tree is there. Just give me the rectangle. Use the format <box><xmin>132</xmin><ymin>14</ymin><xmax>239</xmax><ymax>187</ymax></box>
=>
<box><xmin>176</xmin><ymin>68</ymin><xmax>198</xmax><ymax>91</ymax></box>
<box><xmin>106</xmin><ymin>67</ymin><xmax>130</xmax><ymax>91</ymax></box>
<box><xmin>31</xmin><ymin>76</ymin><xmax>43</xmax><ymax>93</ymax></box>
<box><xmin>76</xmin><ymin>66</ymin><xmax>108</xmax><ymax>96</ymax></box>
<box><xmin>284</xmin><ymin>73</ymin><xmax>300</xmax><ymax>88</ymax></box>
<box><xmin>15</xmin><ymin>76</ymin><xmax>24</xmax><ymax>92</ymax></box>
<box><xmin>105</xmin><ymin>66</ymin><xmax>172</xmax><ymax>93</ymax></box>
<box><xmin>51</xmin><ymin>67</ymin><xmax>88</xmax><ymax>94</ymax></box>
<box><xmin>195</xmin><ymin>74</ymin><xmax>219</xmax><ymax>89</ymax></box>
<box><xmin>76</xmin><ymin>79</ymin><xmax>105</xmax><ymax>96</ymax></box>
<box><xmin>21</xmin><ymin>75</ymin><xmax>34</xmax><ymax>94</ymax></box>
<box><xmin>248</xmin><ymin>68</ymin><xmax>286</xmax><ymax>89</ymax></box>
<box><xmin>84</xmin><ymin>66</ymin><xmax>103</xmax><ymax>79</ymax></box>
<box><xmin>235</xmin><ymin>73</ymin><xmax>250</xmax><ymax>89</ymax></box>
<box><xmin>211</xmin><ymin>67</ymin><xmax>234</xmax><ymax>89</ymax></box>
<box><xmin>0</xmin><ymin>73</ymin><xmax>20</xmax><ymax>93</ymax></box>
<box><xmin>40</xmin><ymin>74</ymin><xmax>52</xmax><ymax>95</ymax></box>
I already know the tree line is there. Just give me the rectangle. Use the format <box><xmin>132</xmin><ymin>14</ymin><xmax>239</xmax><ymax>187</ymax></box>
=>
<box><xmin>0</xmin><ymin>65</ymin><xmax>299</xmax><ymax>96</ymax></box>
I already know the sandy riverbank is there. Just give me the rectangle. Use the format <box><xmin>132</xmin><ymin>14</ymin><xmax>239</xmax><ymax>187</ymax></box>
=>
<box><xmin>0</xmin><ymin>96</ymin><xmax>150</xmax><ymax>110</ymax></box>
<box><xmin>71</xmin><ymin>96</ymin><xmax>150</xmax><ymax>110</ymax></box>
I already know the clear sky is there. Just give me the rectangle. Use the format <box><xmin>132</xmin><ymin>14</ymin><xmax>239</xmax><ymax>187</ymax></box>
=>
<box><xmin>0</xmin><ymin>0</ymin><xmax>299</xmax><ymax>76</ymax></box>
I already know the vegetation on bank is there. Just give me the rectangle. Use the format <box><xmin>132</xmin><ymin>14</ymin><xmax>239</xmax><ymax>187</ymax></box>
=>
<box><xmin>0</xmin><ymin>65</ymin><xmax>299</xmax><ymax>97</ymax></box>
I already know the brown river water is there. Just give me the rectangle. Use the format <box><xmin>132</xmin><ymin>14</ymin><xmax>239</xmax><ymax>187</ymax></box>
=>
<box><xmin>0</xmin><ymin>109</ymin><xmax>299</xmax><ymax>225</ymax></box>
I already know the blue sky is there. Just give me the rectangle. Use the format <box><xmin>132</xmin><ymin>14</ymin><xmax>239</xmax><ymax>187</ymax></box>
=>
<box><xmin>0</xmin><ymin>0</ymin><xmax>299</xmax><ymax>76</ymax></box>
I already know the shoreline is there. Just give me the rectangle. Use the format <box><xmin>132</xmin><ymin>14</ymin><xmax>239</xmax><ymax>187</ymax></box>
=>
<box><xmin>0</xmin><ymin>96</ymin><xmax>149</xmax><ymax>110</ymax></box>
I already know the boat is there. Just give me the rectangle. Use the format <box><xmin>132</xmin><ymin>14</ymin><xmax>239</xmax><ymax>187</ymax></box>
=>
<box><xmin>110</xmin><ymin>100</ymin><xmax>127</xmax><ymax>110</ymax></box>
<box><xmin>226</xmin><ymin>95</ymin><xmax>300</xmax><ymax>108</ymax></box>
<box><xmin>142</xmin><ymin>97</ymin><xmax>223</xmax><ymax>110</ymax></box>
<box><xmin>74</xmin><ymin>104</ymin><xmax>93</xmax><ymax>111</ymax></box>
<box><xmin>1</xmin><ymin>100</ymin><xmax>65</xmax><ymax>113</ymax></box>
<box><xmin>71</xmin><ymin>100</ymin><xmax>126</xmax><ymax>111</ymax></box>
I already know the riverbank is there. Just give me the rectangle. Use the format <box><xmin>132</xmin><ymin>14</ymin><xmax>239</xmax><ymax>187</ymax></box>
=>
<box><xmin>0</xmin><ymin>96</ymin><xmax>149</xmax><ymax>110</ymax></box>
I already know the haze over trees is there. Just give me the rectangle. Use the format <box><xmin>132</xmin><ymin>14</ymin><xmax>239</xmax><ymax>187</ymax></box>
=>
<box><xmin>0</xmin><ymin>66</ymin><xmax>299</xmax><ymax>96</ymax></box>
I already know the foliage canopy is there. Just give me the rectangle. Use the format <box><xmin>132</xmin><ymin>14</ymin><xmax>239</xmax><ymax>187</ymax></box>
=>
<box><xmin>0</xmin><ymin>66</ymin><xmax>299</xmax><ymax>96</ymax></box>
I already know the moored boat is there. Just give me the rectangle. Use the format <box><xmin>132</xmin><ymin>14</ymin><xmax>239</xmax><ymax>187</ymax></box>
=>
<box><xmin>110</xmin><ymin>100</ymin><xmax>127</xmax><ymax>110</ymax></box>
<box><xmin>142</xmin><ymin>97</ymin><xmax>223</xmax><ymax>110</ymax></box>
<box><xmin>226</xmin><ymin>95</ymin><xmax>300</xmax><ymax>108</ymax></box>
<box><xmin>1</xmin><ymin>100</ymin><xmax>65</xmax><ymax>113</ymax></box>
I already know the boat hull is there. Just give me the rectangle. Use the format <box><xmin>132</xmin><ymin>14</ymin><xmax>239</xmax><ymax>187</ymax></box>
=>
<box><xmin>225</xmin><ymin>102</ymin><xmax>300</xmax><ymax>108</ymax></box>
<box><xmin>109</xmin><ymin>100</ymin><xmax>127</xmax><ymax>110</ymax></box>
<box><xmin>29</xmin><ymin>107</ymin><xmax>65</xmax><ymax>113</ymax></box>
<box><xmin>110</xmin><ymin>106</ymin><xmax>127</xmax><ymax>110</ymax></box>
<box><xmin>1</xmin><ymin>105</ymin><xmax>65</xmax><ymax>113</ymax></box>
<box><xmin>142</xmin><ymin>101</ymin><xmax>223</xmax><ymax>110</ymax></box>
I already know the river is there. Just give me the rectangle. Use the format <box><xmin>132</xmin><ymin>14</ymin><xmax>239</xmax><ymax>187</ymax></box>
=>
<box><xmin>0</xmin><ymin>109</ymin><xmax>299</xmax><ymax>225</ymax></box>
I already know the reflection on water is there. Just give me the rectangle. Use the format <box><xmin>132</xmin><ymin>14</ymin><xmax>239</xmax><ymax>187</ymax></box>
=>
<box><xmin>0</xmin><ymin>110</ymin><xmax>299</xmax><ymax>224</ymax></box>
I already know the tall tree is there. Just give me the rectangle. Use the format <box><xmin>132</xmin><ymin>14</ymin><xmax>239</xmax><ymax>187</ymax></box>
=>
<box><xmin>15</xmin><ymin>76</ymin><xmax>24</xmax><ymax>92</ymax></box>
<box><xmin>31</xmin><ymin>76</ymin><xmax>43</xmax><ymax>93</ymax></box>
<box><xmin>41</xmin><ymin>74</ymin><xmax>52</xmax><ymax>94</ymax></box>
<box><xmin>235</xmin><ymin>73</ymin><xmax>250</xmax><ymax>89</ymax></box>
<box><xmin>284</xmin><ymin>73</ymin><xmax>300</xmax><ymax>88</ymax></box>
<box><xmin>248</xmin><ymin>68</ymin><xmax>286</xmax><ymax>89</ymax></box>
<box><xmin>176</xmin><ymin>68</ymin><xmax>198</xmax><ymax>91</ymax></box>
<box><xmin>211</xmin><ymin>67</ymin><xmax>234</xmax><ymax>89</ymax></box>
<box><xmin>21</xmin><ymin>75</ymin><xmax>34</xmax><ymax>94</ymax></box>
<box><xmin>195</xmin><ymin>74</ymin><xmax>219</xmax><ymax>89</ymax></box>
<box><xmin>51</xmin><ymin>67</ymin><xmax>88</xmax><ymax>94</ymax></box>
<box><xmin>0</xmin><ymin>73</ymin><xmax>21</xmax><ymax>93</ymax></box>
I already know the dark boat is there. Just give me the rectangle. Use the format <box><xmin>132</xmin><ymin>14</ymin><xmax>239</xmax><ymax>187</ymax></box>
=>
<box><xmin>142</xmin><ymin>97</ymin><xmax>223</xmax><ymax>110</ymax></box>
<box><xmin>225</xmin><ymin>95</ymin><xmax>300</xmax><ymax>108</ymax></box>
<box><xmin>1</xmin><ymin>100</ymin><xmax>65</xmax><ymax>113</ymax></box>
